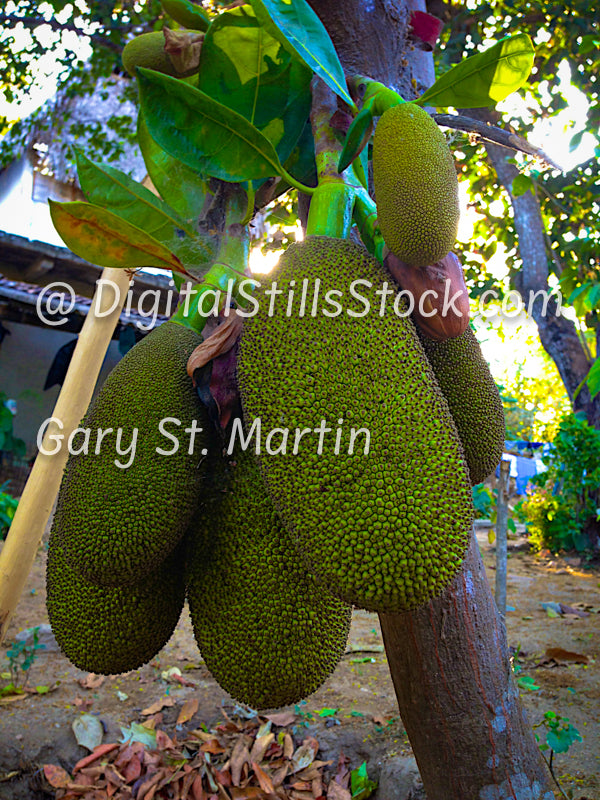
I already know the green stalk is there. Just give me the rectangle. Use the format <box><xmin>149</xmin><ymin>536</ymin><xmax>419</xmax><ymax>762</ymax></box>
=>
<box><xmin>352</xmin><ymin>173</ymin><xmax>385</xmax><ymax>263</ymax></box>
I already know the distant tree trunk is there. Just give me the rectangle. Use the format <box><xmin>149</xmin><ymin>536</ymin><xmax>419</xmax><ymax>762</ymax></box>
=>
<box><xmin>466</xmin><ymin>107</ymin><xmax>600</xmax><ymax>432</ymax></box>
<box><xmin>307</xmin><ymin>1</ymin><xmax>557</xmax><ymax>797</ymax></box>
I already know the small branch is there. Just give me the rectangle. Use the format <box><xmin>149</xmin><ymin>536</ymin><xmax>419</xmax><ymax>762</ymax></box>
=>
<box><xmin>433</xmin><ymin>113</ymin><xmax>562</xmax><ymax>171</ymax></box>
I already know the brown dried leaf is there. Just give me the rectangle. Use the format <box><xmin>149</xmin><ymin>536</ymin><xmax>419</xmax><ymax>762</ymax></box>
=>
<box><xmin>265</xmin><ymin>711</ymin><xmax>296</xmax><ymax>728</ymax></box>
<box><xmin>291</xmin><ymin>740</ymin><xmax>318</xmax><ymax>774</ymax></box>
<box><xmin>230</xmin><ymin>788</ymin><xmax>269</xmax><ymax>799</ymax></box>
<box><xmin>545</xmin><ymin>647</ymin><xmax>589</xmax><ymax>664</ymax></box>
<box><xmin>326</xmin><ymin>783</ymin><xmax>351</xmax><ymax>800</ymax></box>
<box><xmin>123</xmin><ymin>753</ymin><xmax>142</xmax><ymax>784</ymax></box>
<box><xmin>192</xmin><ymin>774</ymin><xmax>205</xmax><ymax>800</ymax></box>
<box><xmin>73</xmin><ymin>744</ymin><xmax>119</xmax><ymax>773</ymax></box>
<box><xmin>178</xmin><ymin>698</ymin><xmax>200</xmax><ymax>726</ymax></box>
<box><xmin>311</xmin><ymin>776</ymin><xmax>323</xmax><ymax>798</ymax></box>
<box><xmin>252</xmin><ymin>761</ymin><xmax>275</xmax><ymax>795</ymax></box>
<box><xmin>231</xmin><ymin>740</ymin><xmax>252</xmax><ymax>787</ymax></box>
<box><xmin>43</xmin><ymin>764</ymin><xmax>72</xmax><ymax>788</ymax></box>
<box><xmin>270</xmin><ymin>765</ymin><xmax>289</xmax><ymax>788</ymax></box>
<box><xmin>74</xmin><ymin>696</ymin><xmax>94</xmax><ymax>712</ymax></box>
<box><xmin>283</xmin><ymin>735</ymin><xmax>294</xmax><ymax>760</ymax></box>
<box><xmin>558</xmin><ymin>603</ymin><xmax>589</xmax><ymax>618</ymax></box>
<box><xmin>141</xmin><ymin>697</ymin><xmax>175</xmax><ymax>716</ymax></box>
<box><xmin>78</xmin><ymin>674</ymin><xmax>105</xmax><ymax>690</ymax></box>
<box><xmin>250</xmin><ymin>733</ymin><xmax>274</xmax><ymax>764</ymax></box>
<box><xmin>201</xmin><ymin>739</ymin><xmax>227</xmax><ymax>755</ymax></box>
<box><xmin>187</xmin><ymin>315</ymin><xmax>243</xmax><ymax>376</ymax></box>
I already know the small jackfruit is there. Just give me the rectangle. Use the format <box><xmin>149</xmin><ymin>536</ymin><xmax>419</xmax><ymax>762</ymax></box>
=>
<box><xmin>373</xmin><ymin>102</ymin><xmax>459</xmax><ymax>267</ymax></box>
<box><xmin>52</xmin><ymin>321</ymin><xmax>210</xmax><ymax>587</ymax></box>
<box><xmin>46</xmin><ymin>533</ymin><xmax>185</xmax><ymax>675</ymax></box>
<box><xmin>186</xmin><ymin>443</ymin><xmax>352</xmax><ymax>710</ymax></box>
<box><xmin>418</xmin><ymin>327</ymin><xmax>505</xmax><ymax>485</ymax></box>
<box><xmin>237</xmin><ymin>236</ymin><xmax>473</xmax><ymax>613</ymax></box>
<box><xmin>122</xmin><ymin>31</ymin><xmax>199</xmax><ymax>78</ymax></box>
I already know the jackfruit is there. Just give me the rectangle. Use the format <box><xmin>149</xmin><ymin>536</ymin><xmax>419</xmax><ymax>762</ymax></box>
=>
<box><xmin>52</xmin><ymin>320</ymin><xmax>210</xmax><ymax>587</ymax></box>
<box><xmin>237</xmin><ymin>236</ymin><xmax>474</xmax><ymax>613</ymax></box>
<box><xmin>373</xmin><ymin>102</ymin><xmax>459</xmax><ymax>267</ymax></box>
<box><xmin>46</xmin><ymin>532</ymin><xmax>185</xmax><ymax>675</ymax></box>
<box><xmin>186</xmin><ymin>442</ymin><xmax>352</xmax><ymax>710</ymax></box>
<box><xmin>418</xmin><ymin>327</ymin><xmax>505</xmax><ymax>485</ymax></box>
<box><xmin>122</xmin><ymin>31</ymin><xmax>199</xmax><ymax>78</ymax></box>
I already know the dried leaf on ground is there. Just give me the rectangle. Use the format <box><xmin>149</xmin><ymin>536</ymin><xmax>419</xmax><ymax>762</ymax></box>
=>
<box><xmin>142</xmin><ymin>697</ymin><xmax>175</xmax><ymax>716</ymax></box>
<box><xmin>177</xmin><ymin>697</ymin><xmax>199</xmax><ymax>725</ymax></box>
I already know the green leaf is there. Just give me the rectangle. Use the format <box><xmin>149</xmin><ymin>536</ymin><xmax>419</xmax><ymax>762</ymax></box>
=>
<box><xmin>569</xmin><ymin>129</ymin><xmax>585</xmax><ymax>152</ymax></box>
<box><xmin>74</xmin><ymin>150</ymin><xmax>213</xmax><ymax>268</ymax></box>
<box><xmin>579</xmin><ymin>34</ymin><xmax>600</xmax><ymax>55</ymax></box>
<box><xmin>587</xmin><ymin>359</ymin><xmax>600</xmax><ymax>399</ymax></box>
<box><xmin>137</xmin><ymin>67</ymin><xmax>288</xmax><ymax>182</ymax></box>
<box><xmin>198</xmin><ymin>5</ymin><xmax>312</xmax><ymax>163</ymax></box>
<box><xmin>517</xmin><ymin>675</ymin><xmax>540</xmax><ymax>691</ymax></box>
<box><xmin>249</xmin><ymin>0</ymin><xmax>355</xmax><ymax>109</ymax></box>
<box><xmin>416</xmin><ymin>33</ymin><xmax>535</xmax><ymax>109</ymax></box>
<box><xmin>49</xmin><ymin>200</ymin><xmax>187</xmax><ymax>274</ymax></box>
<box><xmin>512</xmin><ymin>173</ymin><xmax>534</xmax><ymax>197</ymax></box>
<box><xmin>317</xmin><ymin>707</ymin><xmax>338</xmax><ymax>717</ymax></box>
<box><xmin>350</xmin><ymin>761</ymin><xmax>377</xmax><ymax>800</ymax></box>
<box><xmin>161</xmin><ymin>0</ymin><xmax>210</xmax><ymax>31</ymax></box>
<box><xmin>137</xmin><ymin>111</ymin><xmax>209</xmax><ymax>222</ymax></box>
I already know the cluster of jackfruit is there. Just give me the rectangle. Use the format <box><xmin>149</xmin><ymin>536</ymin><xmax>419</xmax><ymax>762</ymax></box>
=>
<box><xmin>237</xmin><ymin>236</ymin><xmax>474</xmax><ymax>614</ymax></box>
<box><xmin>186</xmin><ymin>443</ymin><xmax>352</xmax><ymax>710</ymax></box>
<box><xmin>418</xmin><ymin>327</ymin><xmax>505</xmax><ymax>485</ymax></box>
<box><xmin>373</xmin><ymin>103</ymin><xmax>460</xmax><ymax>268</ymax></box>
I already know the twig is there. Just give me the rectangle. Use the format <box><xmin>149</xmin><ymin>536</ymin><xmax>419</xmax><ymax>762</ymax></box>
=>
<box><xmin>433</xmin><ymin>113</ymin><xmax>563</xmax><ymax>171</ymax></box>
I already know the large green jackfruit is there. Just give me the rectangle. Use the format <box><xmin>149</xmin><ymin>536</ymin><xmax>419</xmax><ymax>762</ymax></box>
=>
<box><xmin>237</xmin><ymin>236</ymin><xmax>474</xmax><ymax>613</ymax></box>
<box><xmin>418</xmin><ymin>327</ymin><xmax>505</xmax><ymax>485</ymax></box>
<box><xmin>46</xmin><ymin>533</ymin><xmax>185</xmax><ymax>675</ymax></box>
<box><xmin>186</xmin><ymin>443</ymin><xmax>352</xmax><ymax>710</ymax></box>
<box><xmin>52</xmin><ymin>321</ymin><xmax>210</xmax><ymax>587</ymax></box>
<box><xmin>122</xmin><ymin>32</ymin><xmax>199</xmax><ymax>78</ymax></box>
<box><xmin>373</xmin><ymin>102</ymin><xmax>459</xmax><ymax>267</ymax></box>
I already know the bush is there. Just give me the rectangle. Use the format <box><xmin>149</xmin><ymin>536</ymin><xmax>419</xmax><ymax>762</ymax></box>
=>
<box><xmin>0</xmin><ymin>480</ymin><xmax>18</xmax><ymax>541</ymax></box>
<box><xmin>520</xmin><ymin>414</ymin><xmax>600</xmax><ymax>553</ymax></box>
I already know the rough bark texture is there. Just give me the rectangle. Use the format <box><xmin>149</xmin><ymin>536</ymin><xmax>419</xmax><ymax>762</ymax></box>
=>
<box><xmin>466</xmin><ymin>108</ymin><xmax>600</xmax><ymax>430</ymax></box>
<box><xmin>309</xmin><ymin>2</ymin><xmax>558</xmax><ymax>797</ymax></box>
<box><xmin>380</xmin><ymin>533</ymin><xmax>556</xmax><ymax>800</ymax></box>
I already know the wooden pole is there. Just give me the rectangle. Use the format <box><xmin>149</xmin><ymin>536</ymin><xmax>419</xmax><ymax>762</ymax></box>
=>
<box><xmin>0</xmin><ymin>268</ymin><xmax>131</xmax><ymax>644</ymax></box>
<box><xmin>495</xmin><ymin>458</ymin><xmax>511</xmax><ymax>617</ymax></box>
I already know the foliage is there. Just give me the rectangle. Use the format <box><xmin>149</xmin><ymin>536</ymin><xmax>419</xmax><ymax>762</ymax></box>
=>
<box><xmin>0</xmin><ymin>480</ymin><xmax>18</xmax><ymax>541</ymax></box>
<box><xmin>1</xmin><ymin>626</ymin><xmax>46</xmax><ymax>696</ymax></box>
<box><xmin>0</xmin><ymin>393</ymin><xmax>26</xmax><ymax>458</ymax></box>
<box><xmin>472</xmin><ymin>483</ymin><xmax>494</xmax><ymax>517</ymax></box>
<box><xmin>520</xmin><ymin>413</ymin><xmax>600</xmax><ymax>552</ymax></box>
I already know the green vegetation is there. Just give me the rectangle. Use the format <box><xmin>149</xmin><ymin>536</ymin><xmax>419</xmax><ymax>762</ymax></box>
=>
<box><xmin>418</xmin><ymin>327</ymin><xmax>505</xmax><ymax>485</ymax></box>
<box><xmin>520</xmin><ymin>414</ymin><xmax>600</xmax><ymax>554</ymax></box>
<box><xmin>373</xmin><ymin>102</ymin><xmax>459</xmax><ymax>266</ymax></box>
<box><xmin>46</xmin><ymin>533</ymin><xmax>185</xmax><ymax>675</ymax></box>
<box><xmin>0</xmin><ymin>481</ymin><xmax>18</xmax><ymax>541</ymax></box>
<box><xmin>1</xmin><ymin>626</ymin><xmax>46</xmax><ymax>697</ymax></box>
<box><xmin>238</xmin><ymin>236</ymin><xmax>473</xmax><ymax>613</ymax></box>
<box><xmin>186</xmin><ymin>444</ymin><xmax>352</xmax><ymax>710</ymax></box>
<box><xmin>122</xmin><ymin>32</ymin><xmax>198</xmax><ymax>79</ymax></box>
<box><xmin>0</xmin><ymin>393</ymin><xmax>26</xmax><ymax>458</ymax></box>
<box><xmin>51</xmin><ymin>321</ymin><xmax>210</xmax><ymax>587</ymax></box>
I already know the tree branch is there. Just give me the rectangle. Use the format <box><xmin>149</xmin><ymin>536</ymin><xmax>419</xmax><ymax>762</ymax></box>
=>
<box><xmin>433</xmin><ymin>113</ymin><xmax>562</xmax><ymax>171</ymax></box>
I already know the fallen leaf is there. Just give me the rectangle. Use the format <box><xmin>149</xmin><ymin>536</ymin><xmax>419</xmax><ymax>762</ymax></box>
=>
<box><xmin>291</xmin><ymin>739</ymin><xmax>318</xmax><ymax>773</ymax></box>
<box><xmin>266</xmin><ymin>710</ymin><xmax>296</xmax><ymax>727</ymax></box>
<box><xmin>250</xmin><ymin>732</ymin><xmax>274</xmax><ymax>764</ymax></box>
<box><xmin>177</xmin><ymin>697</ymin><xmax>199</xmax><ymax>725</ymax></box>
<box><xmin>43</xmin><ymin>764</ymin><xmax>71</xmax><ymax>788</ymax></box>
<box><xmin>231</xmin><ymin>739</ymin><xmax>251</xmax><ymax>787</ymax></box>
<box><xmin>72</xmin><ymin>713</ymin><xmax>104</xmax><ymax>752</ymax></box>
<box><xmin>252</xmin><ymin>761</ymin><xmax>275</xmax><ymax>794</ymax></box>
<box><xmin>559</xmin><ymin>603</ymin><xmax>589</xmax><ymax>618</ymax></box>
<box><xmin>327</xmin><ymin>783</ymin><xmax>351</xmax><ymax>800</ymax></box>
<box><xmin>545</xmin><ymin>647</ymin><xmax>589</xmax><ymax>664</ymax></box>
<box><xmin>73</xmin><ymin>743</ymin><xmax>119</xmax><ymax>772</ymax></box>
<box><xmin>142</xmin><ymin>697</ymin><xmax>175</xmax><ymax>716</ymax></box>
<box><xmin>78</xmin><ymin>673</ymin><xmax>105</xmax><ymax>690</ymax></box>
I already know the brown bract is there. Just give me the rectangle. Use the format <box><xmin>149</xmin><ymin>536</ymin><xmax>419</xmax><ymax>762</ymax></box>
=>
<box><xmin>384</xmin><ymin>250</ymin><xmax>470</xmax><ymax>341</ymax></box>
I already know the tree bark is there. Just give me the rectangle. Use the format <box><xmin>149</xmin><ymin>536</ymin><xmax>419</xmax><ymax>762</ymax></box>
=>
<box><xmin>308</xmin><ymin>2</ymin><xmax>558</xmax><ymax>797</ymax></box>
<box><xmin>465</xmin><ymin>107</ymin><xmax>600</xmax><ymax>430</ymax></box>
<box><xmin>380</xmin><ymin>533</ymin><xmax>555</xmax><ymax>800</ymax></box>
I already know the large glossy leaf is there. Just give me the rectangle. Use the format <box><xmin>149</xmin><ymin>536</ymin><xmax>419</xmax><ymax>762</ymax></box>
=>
<box><xmin>161</xmin><ymin>0</ymin><xmax>210</xmax><ymax>31</ymax></box>
<box><xmin>249</xmin><ymin>0</ymin><xmax>354</xmax><ymax>109</ymax></box>
<box><xmin>588</xmin><ymin>358</ymin><xmax>600</xmax><ymax>399</ymax></box>
<box><xmin>49</xmin><ymin>200</ymin><xmax>187</xmax><ymax>273</ymax></box>
<box><xmin>416</xmin><ymin>33</ymin><xmax>535</xmax><ymax>108</ymax></box>
<box><xmin>137</xmin><ymin>67</ymin><xmax>287</xmax><ymax>182</ymax></box>
<box><xmin>137</xmin><ymin>111</ymin><xmax>209</xmax><ymax>222</ymax></box>
<box><xmin>198</xmin><ymin>5</ymin><xmax>311</xmax><ymax>163</ymax></box>
<box><xmin>74</xmin><ymin>150</ymin><xmax>213</xmax><ymax>269</ymax></box>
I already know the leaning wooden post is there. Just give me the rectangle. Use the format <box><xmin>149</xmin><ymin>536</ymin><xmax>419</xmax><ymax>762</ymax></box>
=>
<box><xmin>0</xmin><ymin>268</ymin><xmax>131</xmax><ymax>644</ymax></box>
<box><xmin>495</xmin><ymin>458</ymin><xmax>511</xmax><ymax>617</ymax></box>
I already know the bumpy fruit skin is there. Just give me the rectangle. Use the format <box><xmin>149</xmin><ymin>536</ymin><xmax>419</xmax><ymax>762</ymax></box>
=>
<box><xmin>52</xmin><ymin>321</ymin><xmax>210</xmax><ymax>587</ymax></box>
<box><xmin>373</xmin><ymin>102</ymin><xmax>460</xmax><ymax>267</ymax></box>
<box><xmin>46</xmin><ymin>533</ymin><xmax>185</xmax><ymax>675</ymax></box>
<box><xmin>237</xmin><ymin>236</ymin><xmax>474</xmax><ymax>613</ymax></box>
<box><xmin>186</xmin><ymin>444</ymin><xmax>352</xmax><ymax>711</ymax></box>
<box><xmin>122</xmin><ymin>32</ymin><xmax>198</xmax><ymax>78</ymax></box>
<box><xmin>418</xmin><ymin>327</ymin><xmax>505</xmax><ymax>486</ymax></box>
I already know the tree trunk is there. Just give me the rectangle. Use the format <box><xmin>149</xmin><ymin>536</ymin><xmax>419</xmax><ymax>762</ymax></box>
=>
<box><xmin>380</xmin><ymin>533</ymin><xmax>555</xmax><ymax>800</ymax></box>
<box><xmin>465</xmin><ymin>107</ymin><xmax>600</xmax><ymax>431</ymax></box>
<box><xmin>307</xmin><ymin>1</ymin><xmax>557</xmax><ymax>797</ymax></box>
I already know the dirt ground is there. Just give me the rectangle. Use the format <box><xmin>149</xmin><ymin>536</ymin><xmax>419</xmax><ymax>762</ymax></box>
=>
<box><xmin>0</xmin><ymin>527</ymin><xmax>599</xmax><ymax>800</ymax></box>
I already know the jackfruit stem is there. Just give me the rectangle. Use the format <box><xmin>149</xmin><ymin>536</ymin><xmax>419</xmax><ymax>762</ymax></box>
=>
<box><xmin>352</xmin><ymin>177</ymin><xmax>385</xmax><ymax>263</ymax></box>
<box><xmin>349</xmin><ymin>76</ymin><xmax>404</xmax><ymax>116</ymax></box>
<box><xmin>305</xmin><ymin>182</ymin><xmax>355</xmax><ymax>237</ymax></box>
